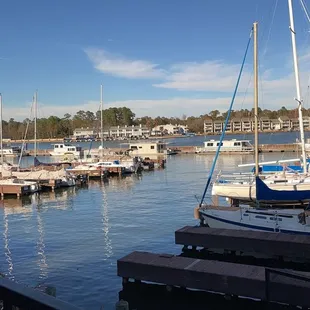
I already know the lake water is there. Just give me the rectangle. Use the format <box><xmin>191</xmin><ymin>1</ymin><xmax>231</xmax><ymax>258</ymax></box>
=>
<box><xmin>13</xmin><ymin>130</ymin><xmax>308</xmax><ymax>151</ymax></box>
<box><xmin>0</xmin><ymin>151</ymin><xmax>301</xmax><ymax>309</ymax></box>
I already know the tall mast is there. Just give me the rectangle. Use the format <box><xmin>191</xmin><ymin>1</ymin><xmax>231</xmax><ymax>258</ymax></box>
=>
<box><xmin>288</xmin><ymin>0</ymin><xmax>307</xmax><ymax>173</ymax></box>
<box><xmin>254</xmin><ymin>22</ymin><xmax>259</xmax><ymax>176</ymax></box>
<box><xmin>34</xmin><ymin>90</ymin><xmax>37</xmax><ymax>158</ymax></box>
<box><xmin>100</xmin><ymin>84</ymin><xmax>103</xmax><ymax>150</ymax></box>
<box><xmin>0</xmin><ymin>93</ymin><xmax>3</xmax><ymax>164</ymax></box>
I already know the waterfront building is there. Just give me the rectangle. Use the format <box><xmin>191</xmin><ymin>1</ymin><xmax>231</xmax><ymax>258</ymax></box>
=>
<box><xmin>151</xmin><ymin>124</ymin><xmax>188</xmax><ymax>135</ymax></box>
<box><xmin>203</xmin><ymin>116</ymin><xmax>310</xmax><ymax>134</ymax></box>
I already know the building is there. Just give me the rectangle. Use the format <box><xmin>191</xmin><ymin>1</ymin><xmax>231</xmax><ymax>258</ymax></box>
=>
<box><xmin>73</xmin><ymin>127</ymin><xmax>97</xmax><ymax>139</ymax></box>
<box><xmin>203</xmin><ymin>116</ymin><xmax>310</xmax><ymax>134</ymax></box>
<box><xmin>109</xmin><ymin>124</ymin><xmax>150</xmax><ymax>138</ymax></box>
<box><xmin>151</xmin><ymin>124</ymin><xmax>188</xmax><ymax>135</ymax></box>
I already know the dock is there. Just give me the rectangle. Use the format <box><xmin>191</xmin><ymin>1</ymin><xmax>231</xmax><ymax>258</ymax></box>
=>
<box><xmin>172</xmin><ymin>143</ymin><xmax>300</xmax><ymax>154</ymax></box>
<box><xmin>117</xmin><ymin>226</ymin><xmax>310</xmax><ymax>308</ymax></box>
<box><xmin>175</xmin><ymin>226</ymin><xmax>310</xmax><ymax>260</ymax></box>
<box><xmin>0</xmin><ymin>183</ymin><xmax>32</xmax><ymax>198</ymax></box>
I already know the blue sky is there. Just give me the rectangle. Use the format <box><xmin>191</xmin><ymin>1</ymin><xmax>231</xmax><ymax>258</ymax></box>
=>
<box><xmin>1</xmin><ymin>0</ymin><xmax>310</xmax><ymax>120</ymax></box>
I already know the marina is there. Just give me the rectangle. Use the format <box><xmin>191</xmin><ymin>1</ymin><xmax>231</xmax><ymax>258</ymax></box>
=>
<box><xmin>3</xmin><ymin>0</ymin><xmax>310</xmax><ymax>309</ymax></box>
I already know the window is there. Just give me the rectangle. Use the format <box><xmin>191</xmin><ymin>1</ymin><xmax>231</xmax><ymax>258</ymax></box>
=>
<box><xmin>131</xmin><ymin>146</ymin><xmax>138</xmax><ymax>150</ymax></box>
<box><xmin>55</xmin><ymin>145</ymin><xmax>59</xmax><ymax>148</ymax></box>
<box><xmin>243</xmin><ymin>214</ymin><xmax>249</xmax><ymax>216</ymax></box>
<box><xmin>207</xmin><ymin>143</ymin><xmax>213</xmax><ymax>146</ymax></box>
<box><xmin>139</xmin><ymin>146</ymin><xmax>142</xmax><ymax>149</ymax></box>
<box><xmin>255</xmin><ymin>215</ymin><xmax>266</xmax><ymax>219</ymax></box>
<box><xmin>234</xmin><ymin>142</ymin><xmax>241</xmax><ymax>146</ymax></box>
<box><xmin>60</xmin><ymin>145</ymin><xmax>63</xmax><ymax>148</ymax></box>
<box><xmin>217</xmin><ymin>143</ymin><xmax>223</xmax><ymax>146</ymax></box>
<box><xmin>150</xmin><ymin>146</ymin><xmax>155</xmax><ymax>149</ymax></box>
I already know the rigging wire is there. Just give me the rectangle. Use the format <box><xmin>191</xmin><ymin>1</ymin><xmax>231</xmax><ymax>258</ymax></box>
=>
<box><xmin>259</xmin><ymin>0</ymin><xmax>279</xmax><ymax>113</ymax></box>
<box><xmin>300</xmin><ymin>0</ymin><xmax>310</xmax><ymax>23</ymax></box>
<box><xmin>200</xmin><ymin>27</ymin><xmax>253</xmax><ymax>205</ymax></box>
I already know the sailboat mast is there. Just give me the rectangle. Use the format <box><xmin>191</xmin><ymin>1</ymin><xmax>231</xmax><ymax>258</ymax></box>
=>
<box><xmin>254</xmin><ymin>22</ymin><xmax>259</xmax><ymax>176</ymax></box>
<box><xmin>34</xmin><ymin>91</ymin><xmax>37</xmax><ymax>158</ymax></box>
<box><xmin>288</xmin><ymin>0</ymin><xmax>307</xmax><ymax>173</ymax></box>
<box><xmin>0</xmin><ymin>93</ymin><xmax>3</xmax><ymax>165</ymax></box>
<box><xmin>100</xmin><ymin>84</ymin><xmax>103</xmax><ymax>150</ymax></box>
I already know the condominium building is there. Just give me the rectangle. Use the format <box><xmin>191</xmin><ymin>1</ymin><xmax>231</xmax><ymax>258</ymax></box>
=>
<box><xmin>73</xmin><ymin>124</ymin><xmax>150</xmax><ymax>139</ymax></box>
<box><xmin>203</xmin><ymin>116</ymin><xmax>310</xmax><ymax>134</ymax></box>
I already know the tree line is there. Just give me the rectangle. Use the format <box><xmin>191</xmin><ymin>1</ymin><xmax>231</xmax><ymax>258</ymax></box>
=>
<box><xmin>4</xmin><ymin>106</ymin><xmax>309</xmax><ymax>139</ymax></box>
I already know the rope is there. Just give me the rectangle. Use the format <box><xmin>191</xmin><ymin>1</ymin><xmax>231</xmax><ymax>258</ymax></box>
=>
<box><xmin>300</xmin><ymin>0</ymin><xmax>310</xmax><ymax>24</ymax></box>
<box><xmin>200</xmin><ymin>26</ymin><xmax>253</xmax><ymax>206</ymax></box>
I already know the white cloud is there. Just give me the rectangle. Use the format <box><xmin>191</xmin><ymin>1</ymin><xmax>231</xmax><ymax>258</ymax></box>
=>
<box><xmin>3</xmin><ymin>101</ymin><xmax>101</xmax><ymax>121</ymax></box>
<box><xmin>84</xmin><ymin>48</ymin><xmax>165</xmax><ymax>79</ymax></box>
<box><xmin>153</xmin><ymin>61</ymin><xmax>252</xmax><ymax>92</ymax></box>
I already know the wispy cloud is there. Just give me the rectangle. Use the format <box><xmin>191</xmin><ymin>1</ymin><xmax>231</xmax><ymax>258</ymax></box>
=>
<box><xmin>84</xmin><ymin>48</ymin><xmax>166</xmax><ymax>79</ymax></box>
<box><xmin>153</xmin><ymin>61</ymin><xmax>252</xmax><ymax>92</ymax></box>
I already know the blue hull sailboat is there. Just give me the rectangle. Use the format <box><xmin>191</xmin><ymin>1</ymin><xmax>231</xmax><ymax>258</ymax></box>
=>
<box><xmin>198</xmin><ymin>3</ymin><xmax>310</xmax><ymax>235</ymax></box>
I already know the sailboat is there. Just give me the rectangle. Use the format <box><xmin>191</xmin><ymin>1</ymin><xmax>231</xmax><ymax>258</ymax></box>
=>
<box><xmin>211</xmin><ymin>2</ymin><xmax>310</xmax><ymax>206</ymax></box>
<box><xmin>199</xmin><ymin>6</ymin><xmax>310</xmax><ymax>234</ymax></box>
<box><xmin>0</xmin><ymin>92</ymin><xmax>76</xmax><ymax>188</ymax></box>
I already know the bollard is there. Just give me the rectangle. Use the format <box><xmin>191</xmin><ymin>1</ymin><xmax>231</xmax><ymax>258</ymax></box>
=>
<box><xmin>115</xmin><ymin>299</ymin><xmax>129</xmax><ymax>310</ymax></box>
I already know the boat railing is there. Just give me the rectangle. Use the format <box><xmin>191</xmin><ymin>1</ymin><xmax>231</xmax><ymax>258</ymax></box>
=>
<box><xmin>215</xmin><ymin>173</ymin><xmax>255</xmax><ymax>184</ymax></box>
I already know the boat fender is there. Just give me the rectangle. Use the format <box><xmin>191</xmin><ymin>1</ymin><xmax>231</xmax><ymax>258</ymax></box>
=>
<box><xmin>194</xmin><ymin>206</ymin><xmax>200</xmax><ymax>219</ymax></box>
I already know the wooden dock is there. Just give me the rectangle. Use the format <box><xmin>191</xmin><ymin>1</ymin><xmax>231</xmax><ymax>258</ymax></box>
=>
<box><xmin>0</xmin><ymin>184</ymin><xmax>32</xmax><ymax>198</ymax></box>
<box><xmin>68</xmin><ymin>169</ymin><xmax>108</xmax><ymax>179</ymax></box>
<box><xmin>173</xmin><ymin>143</ymin><xmax>300</xmax><ymax>154</ymax></box>
<box><xmin>175</xmin><ymin>226</ymin><xmax>310</xmax><ymax>260</ymax></box>
<box><xmin>118</xmin><ymin>251</ymin><xmax>310</xmax><ymax>308</ymax></box>
<box><xmin>117</xmin><ymin>226</ymin><xmax>310</xmax><ymax>308</ymax></box>
<box><xmin>38</xmin><ymin>179</ymin><xmax>62</xmax><ymax>191</ymax></box>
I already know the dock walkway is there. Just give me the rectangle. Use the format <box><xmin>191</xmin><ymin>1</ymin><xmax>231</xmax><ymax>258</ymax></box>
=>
<box><xmin>118</xmin><ymin>226</ymin><xmax>310</xmax><ymax>308</ymax></box>
<box><xmin>118</xmin><ymin>251</ymin><xmax>310</xmax><ymax>308</ymax></box>
<box><xmin>175</xmin><ymin>226</ymin><xmax>310</xmax><ymax>259</ymax></box>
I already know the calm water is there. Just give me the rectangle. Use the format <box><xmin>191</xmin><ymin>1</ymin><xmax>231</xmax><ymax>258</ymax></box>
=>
<box><xmin>14</xmin><ymin>130</ymin><xmax>308</xmax><ymax>150</ymax></box>
<box><xmin>0</xmin><ymin>152</ymin><xmax>299</xmax><ymax>309</ymax></box>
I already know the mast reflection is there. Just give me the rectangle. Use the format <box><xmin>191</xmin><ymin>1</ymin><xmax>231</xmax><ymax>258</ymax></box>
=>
<box><xmin>101</xmin><ymin>183</ymin><xmax>113</xmax><ymax>260</ymax></box>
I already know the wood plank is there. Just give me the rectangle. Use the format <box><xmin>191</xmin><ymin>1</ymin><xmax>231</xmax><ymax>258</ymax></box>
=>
<box><xmin>117</xmin><ymin>251</ymin><xmax>310</xmax><ymax>307</ymax></box>
<box><xmin>175</xmin><ymin>226</ymin><xmax>310</xmax><ymax>259</ymax></box>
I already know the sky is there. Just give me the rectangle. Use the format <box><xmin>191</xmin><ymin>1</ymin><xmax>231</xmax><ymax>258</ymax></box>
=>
<box><xmin>1</xmin><ymin>0</ymin><xmax>310</xmax><ymax>120</ymax></box>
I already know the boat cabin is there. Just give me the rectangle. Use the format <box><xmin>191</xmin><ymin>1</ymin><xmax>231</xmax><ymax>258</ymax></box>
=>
<box><xmin>196</xmin><ymin>139</ymin><xmax>254</xmax><ymax>154</ymax></box>
<box><xmin>50</xmin><ymin>143</ymin><xmax>83</xmax><ymax>157</ymax></box>
<box><xmin>128</xmin><ymin>141</ymin><xmax>167</xmax><ymax>156</ymax></box>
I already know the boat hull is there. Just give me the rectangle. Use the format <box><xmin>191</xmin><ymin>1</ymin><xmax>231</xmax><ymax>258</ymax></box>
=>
<box><xmin>212</xmin><ymin>182</ymin><xmax>310</xmax><ymax>204</ymax></box>
<box><xmin>199</xmin><ymin>206</ymin><xmax>310</xmax><ymax>235</ymax></box>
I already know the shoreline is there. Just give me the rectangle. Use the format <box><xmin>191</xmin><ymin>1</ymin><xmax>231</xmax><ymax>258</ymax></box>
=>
<box><xmin>9</xmin><ymin>129</ymin><xmax>304</xmax><ymax>143</ymax></box>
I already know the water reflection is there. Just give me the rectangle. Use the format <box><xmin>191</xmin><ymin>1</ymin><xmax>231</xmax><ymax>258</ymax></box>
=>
<box><xmin>101</xmin><ymin>184</ymin><xmax>113</xmax><ymax>260</ymax></box>
<box><xmin>3</xmin><ymin>209</ymin><xmax>14</xmax><ymax>280</ymax></box>
<box><xmin>87</xmin><ymin>174</ymin><xmax>142</xmax><ymax>192</ymax></box>
<box><xmin>34</xmin><ymin>187</ymin><xmax>78</xmax><ymax>211</ymax></box>
<box><xmin>36</xmin><ymin>208</ymin><xmax>48</xmax><ymax>279</ymax></box>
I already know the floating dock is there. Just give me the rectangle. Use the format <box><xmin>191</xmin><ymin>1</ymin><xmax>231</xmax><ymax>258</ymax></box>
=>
<box><xmin>117</xmin><ymin>226</ymin><xmax>310</xmax><ymax>308</ymax></box>
<box><xmin>172</xmin><ymin>143</ymin><xmax>300</xmax><ymax>154</ymax></box>
<box><xmin>0</xmin><ymin>184</ymin><xmax>32</xmax><ymax>198</ymax></box>
<box><xmin>175</xmin><ymin>226</ymin><xmax>310</xmax><ymax>260</ymax></box>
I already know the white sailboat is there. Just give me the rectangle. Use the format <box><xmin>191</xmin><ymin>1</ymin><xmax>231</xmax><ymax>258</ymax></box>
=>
<box><xmin>212</xmin><ymin>3</ymin><xmax>310</xmax><ymax>205</ymax></box>
<box><xmin>199</xmin><ymin>5</ymin><xmax>310</xmax><ymax>234</ymax></box>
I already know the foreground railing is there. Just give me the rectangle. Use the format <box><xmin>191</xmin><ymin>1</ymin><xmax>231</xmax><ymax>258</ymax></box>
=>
<box><xmin>0</xmin><ymin>277</ymin><xmax>80</xmax><ymax>310</ymax></box>
<box><xmin>265</xmin><ymin>268</ymin><xmax>310</xmax><ymax>304</ymax></box>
